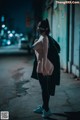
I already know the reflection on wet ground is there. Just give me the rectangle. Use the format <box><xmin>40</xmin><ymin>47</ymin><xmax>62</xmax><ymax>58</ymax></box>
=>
<box><xmin>11</xmin><ymin>65</ymin><xmax>31</xmax><ymax>97</ymax></box>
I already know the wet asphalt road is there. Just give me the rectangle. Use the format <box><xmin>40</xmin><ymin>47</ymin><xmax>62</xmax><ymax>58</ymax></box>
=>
<box><xmin>0</xmin><ymin>48</ymin><xmax>80</xmax><ymax>120</ymax></box>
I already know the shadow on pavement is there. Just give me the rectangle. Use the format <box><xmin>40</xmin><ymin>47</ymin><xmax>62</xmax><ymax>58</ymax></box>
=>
<box><xmin>43</xmin><ymin>117</ymin><xmax>57</xmax><ymax>120</ymax></box>
<box><xmin>10</xmin><ymin>111</ymin><xmax>80</xmax><ymax>120</ymax></box>
<box><xmin>54</xmin><ymin>111</ymin><xmax>80</xmax><ymax>120</ymax></box>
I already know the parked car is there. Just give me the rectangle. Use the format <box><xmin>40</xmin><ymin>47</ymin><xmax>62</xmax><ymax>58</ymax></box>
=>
<box><xmin>19</xmin><ymin>40</ymin><xmax>29</xmax><ymax>49</ymax></box>
<box><xmin>18</xmin><ymin>38</ymin><xmax>33</xmax><ymax>54</ymax></box>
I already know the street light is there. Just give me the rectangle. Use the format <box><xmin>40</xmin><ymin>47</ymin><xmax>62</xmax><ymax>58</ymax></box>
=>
<box><xmin>20</xmin><ymin>33</ymin><xmax>23</xmax><ymax>37</ymax></box>
<box><xmin>15</xmin><ymin>33</ymin><xmax>19</xmax><ymax>37</ymax></box>
<box><xmin>4</xmin><ymin>27</ymin><xmax>8</xmax><ymax>30</ymax></box>
<box><xmin>8</xmin><ymin>31</ymin><xmax>11</xmax><ymax>34</ymax></box>
<box><xmin>12</xmin><ymin>30</ymin><xmax>15</xmax><ymax>34</ymax></box>
<box><xmin>9</xmin><ymin>33</ymin><xmax>13</xmax><ymax>37</ymax></box>
<box><xmin>2</xmin><ymin>24</ymin><xmax>5</xmax><ymax>28</ymax></box>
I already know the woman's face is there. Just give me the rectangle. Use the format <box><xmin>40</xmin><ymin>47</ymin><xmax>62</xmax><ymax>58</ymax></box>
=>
<box><xmin>36</xmin><ymin>21</ymin><xmax>47</xmax><ymax>35</ymax></box>
<box><xmin>36</xmin><ymin>22</ymin><xmax>41</xmax><ymax>33</ymax></box>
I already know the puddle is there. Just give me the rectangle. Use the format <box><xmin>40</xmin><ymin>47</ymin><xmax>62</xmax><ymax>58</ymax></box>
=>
<box><xmin>15</xmin><ymin>80</ymin><xmax>30</xmax><ymax>97</ymax></box>
<box><xmin>12</xmin><ymin>71</ymin><xmax>24</xmax><ymax>81</ymax></box>
<box><xmin>11</xmin><ymin>66</ymin><xmax>31</xmax><ymax>97</ymax></box>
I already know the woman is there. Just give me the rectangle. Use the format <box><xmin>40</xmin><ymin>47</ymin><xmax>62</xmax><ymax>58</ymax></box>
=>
<box><xmin>31</xmin><ymin>19</ymin><xmax>60</xmax><ymax>118</ymax></box>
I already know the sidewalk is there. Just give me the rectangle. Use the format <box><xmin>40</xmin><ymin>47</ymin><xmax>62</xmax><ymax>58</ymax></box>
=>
<box><xmin>0</xmin><ymin>45</ymin><xmax>29</xmax><ymax>56</ymax></box>
<box><xmin>0</xmin><ymin>57</ymin><xmax>80</xmax><ymax>120</ymax></box>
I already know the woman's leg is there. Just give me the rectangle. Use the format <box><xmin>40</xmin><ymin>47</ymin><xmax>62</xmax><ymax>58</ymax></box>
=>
<box><xmin>38</xmin><ymin>73</ymin><xmax>50</xmax><ymax>111</ymax></box>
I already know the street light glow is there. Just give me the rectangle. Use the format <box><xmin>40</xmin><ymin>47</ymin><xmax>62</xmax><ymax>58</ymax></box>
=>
<box><xmin>7</xmin><ymin>40</ymin><xmax>11</xmax><ymax>45</ymax></box>
<box><xmin>15</xmin><ymin>33</ymin><xmax>19</xmax><ymax>37</ymax></box>
<box><xmin>2</xmin><ymin>24</ymin><xmax>5</xmax><ymax>28</ymax></box>
<box><xmin>20</xmin><ymin>33</ymin><xmax>23</xmax><ymax>37</ymax></box>
<box><xmin>9</xmin><ymin>33</ymin><xmax>13</xmax><ymax>37</ymax></box>
<box><xmin>12</xmin><ymin>30</ymin><xmax>15</xmax><ymax>34</ymax></box>
<box><xmin>4</xmin><ymin>27</ymin><xmax>8</xmax><ymax>30</ymax></box>
<box><xmin>8</xmin><ymin>31</ymin><xmax>11</xmax><ymax>34</ymax></box>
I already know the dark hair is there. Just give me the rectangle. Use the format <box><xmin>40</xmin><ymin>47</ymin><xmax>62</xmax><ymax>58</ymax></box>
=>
<box><xmin>37</xmin><ymin>19</ymin><xmax>50</xmax><ymax>35</ymax></box>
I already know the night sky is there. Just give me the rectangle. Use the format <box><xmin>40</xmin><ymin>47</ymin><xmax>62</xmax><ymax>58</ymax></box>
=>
<box><xmin>0</xmin><ymin>0</ymin><xmax>33</xmax><ymax>13</ymax></box>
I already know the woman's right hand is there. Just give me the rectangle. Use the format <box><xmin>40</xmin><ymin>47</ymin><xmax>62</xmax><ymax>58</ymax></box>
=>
<box><xmin>43</xmin><ymin>65</ymin><xmax>48</xmax><ymax>76</ymax></box>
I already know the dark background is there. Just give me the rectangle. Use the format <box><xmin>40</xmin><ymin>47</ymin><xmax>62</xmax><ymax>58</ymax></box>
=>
<box><xmin>0</xmin><ymin>0</ymin><xmax>45</xmax><ymax>34</ymax></box>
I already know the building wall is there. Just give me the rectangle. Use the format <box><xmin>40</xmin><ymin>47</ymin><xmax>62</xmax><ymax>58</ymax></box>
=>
<box><xmin>68</xmin><ymin>5</ymin><xmax>73</xmax><ymax>73</ymax></box>
<box><xmin>52</xmin><ymin>2</ymin><xmax>68</xmax><ymax>70</ymax></box>
<box><xmin>52</xmin><ymin>8</ymin><xmax>59</xmax><ymax>40</ymax></box>
<box><xmin>68</xmin><ymin>4</ymin><xmax>80</xmax><ymax>77</ymax></box>
<box><xmin>74</xmin><ymin>7</ymin><xmax>79</xmax><ymax>67</ymax></box>
<box><xmin>43</xmin><ymin>0</ymin><xmax>80</xmax><ymax>77</ymax></box>
<box><xmin>47</xmin><ymin>7</ymin><xmax>52</xmax><ymax>35</ymax></box>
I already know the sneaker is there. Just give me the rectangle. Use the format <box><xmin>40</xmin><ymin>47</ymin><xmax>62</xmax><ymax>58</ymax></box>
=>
<box><xmin>33</xmin><ymin>105</ymin><xmax>43</xmax><ymax>114</ymax></box>
<box><xmin>42</xmin><ymin>109</ymin><xmax>52</xmax><ymax>118</ymax></box>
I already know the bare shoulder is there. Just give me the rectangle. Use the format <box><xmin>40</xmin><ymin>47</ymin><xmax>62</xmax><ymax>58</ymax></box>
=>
<box><xmin>43</xmin><ymin>36</ymin><xmax>49</xmax><ymax>44</ymax></box>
